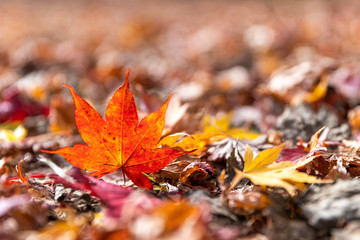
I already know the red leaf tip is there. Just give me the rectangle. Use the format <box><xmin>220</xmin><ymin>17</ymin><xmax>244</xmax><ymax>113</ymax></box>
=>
<box><xmin>124</xmin><ymin>69</ymin><xmax>131</xmax><ymax>88</ymax></box>
<box><xmin>125</xmin><ymin>69</ymin><xmax>131</xmax><ymax>79</ymax></box>
<box><xmin>63</xmin><ymin>84</ymin><xmax>72</xmax><ymax>89</ymax></box>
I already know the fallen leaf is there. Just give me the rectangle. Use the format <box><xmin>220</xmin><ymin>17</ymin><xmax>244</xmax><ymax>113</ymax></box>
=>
<box><xmin>0</xmin><ymin>87</ymin><xmax>49</xmax><ymax>123</ymax></box>
<box><xmin>348</xmin><ymin>106</ymin><xmax>360</xmax><ymax>138</ymax></box>
<box><xmin>291</xmin><ymin>74</ymin><xmax>329</xmax><ymax>105</ymax></box>
<box><xmin>159</xmin><ymin>113</ymin><xmax>261</xmax><ymax>155</ymax></box>
<box><xmin>0</xmin><ymin>123</ymin><xmax>27</xmax><ymax>142</ymax></box>
<box><xmin>159</xmin><ymin>132</ymin><xmax>218</xmax><ymax>155</ymax></box>
<box><xmin>164</xmin><ymin>94</ymin><xmax>189</xmax><ymax>134</ymax></box>
<box><xmin>207</xmin><ymin>138</ymin><xmax>245</xmax><ymax>184</ymax></box>
<box><xmin>136</xmin><ymin>86</ymin><xmax>189</xmax><ymax>135</ymax></box>
<box><xmin>278</xmin><ymin>147</ymin><xmax>308</xmax><ymax>163</ymax></box>
<box><xmin>303</xmin><ymin>74</ymin><xmax>329</xmax><ymax>103</ymax></box>
<box><xmin>16</xmin><ymin>159</ymin><xmax>29</xmax><ymax>186</ymax></box>
<box><xmin>41</xmin><ymin>71</ymin><xmax>190</xmax><ymax>190</ymax></box>
<box><xmin>179</xmin><ymin>162</ymin><xmax>216</xmax><ymax>192</ymax></box>
<box><xmin>33</xmin><ymin>214</ymin><xmax>87</xmax><ymax>240</ymax></box>
<box><xmin>207</xmin><ymin>137</ymin><xmax>245</xmax><ymax>163</ymax></box>
<box><xmin>243</xmin><ymin>144</ymin><xmax>285</xmax><ymax>172</ymax></box>
<box><xmin>225</xmin><ymin>187</ymin><xmax>271</xmax><ymax>216</ymax></box>
<box><xmin>50</xmin><ymin>167</ymin><xmax>133</xmax><ymax>218</ymax></box>
<box><xmin>0</xmin><ymin>194</ymin><xmax>30</xmax><ymax>217</ymax></box>
<box><xmin>130</xmin><ymin>200</ymin><xmax>210</xmax><ymax>240</ymax></box>
<box><xmin>278</xmin><ymin>127</ymin><xmax>329</xmax><ymax>163</ymax></box>
<box><xmin>275</xmin><ymin>103</ymin><xmax>349</xmax><ymax>143</ymax></box>
<box><xmin>203</xmin><ymin>113</ymin><xmax>261</xmax><ymax>140</ymax></box>
<box><xmin>266</xmin><ymin>60</ymin><xmax>333</xmax><ymax>104</ymax></box>
<box><xmin>48</xmin><ymin>94</ymin><xmax>76</xmax><ymax>133</ymax></box>
<box><xmin>230</xmin><ymin>144</ymin><xmax>331</xmax><ymax>195</ymax></box>
<box><xmin>151</xmin><ymin>160</ymin><xmax>190</xmax><ymax>187</ymax></box>
<box><xmin>307</xmin><ymin>126</ymin><xmax>328</xmax><ymax>153</ymax></box>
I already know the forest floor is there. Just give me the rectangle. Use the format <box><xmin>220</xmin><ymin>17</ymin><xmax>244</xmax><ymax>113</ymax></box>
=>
<box><xmin>1</xmin><ymin>1</ymin><xmax>360</xmax><ymax>239</ymax></box>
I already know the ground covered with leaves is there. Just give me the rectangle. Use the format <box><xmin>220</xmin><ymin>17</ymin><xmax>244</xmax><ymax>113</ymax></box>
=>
<box><xmin>1</xmin><ymin>0</ymin><xmax>360</xmax><ymax>239</ymax></box>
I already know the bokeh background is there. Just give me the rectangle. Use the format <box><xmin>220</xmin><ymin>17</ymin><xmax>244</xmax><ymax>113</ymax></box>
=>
<box><xmin>1</xmin><ymin>0</ymin><xmax>360</xmax><ymax>140</ymax></box>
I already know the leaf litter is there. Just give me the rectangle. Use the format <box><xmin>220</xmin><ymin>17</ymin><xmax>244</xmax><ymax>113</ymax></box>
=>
<box><xmin>1</xmin><ymin>1</ymin><xmax>360</xmax><ymax>239</ymax></box>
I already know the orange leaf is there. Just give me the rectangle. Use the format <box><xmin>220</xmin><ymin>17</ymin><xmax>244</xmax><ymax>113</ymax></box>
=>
<box><xmin>41</xmin><ymin>70</ymin><xmax>190</xmax><ymax>190</ymax></box>
<box><xmin>159</xmin><ymin>132</ymin><xmax>218</xmax><ymax>155</ymax></box>
<box><xmin>308</xmin><ymin>126</ymin><xmax>326</xmax><ymax>152</ymax></box>
<box><xmin>17</xmin><ymin>160</ymin><xmax>29</xmax><ymax>186</ymax></box>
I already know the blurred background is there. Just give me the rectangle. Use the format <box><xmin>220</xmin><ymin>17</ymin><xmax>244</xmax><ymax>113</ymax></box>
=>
<box><xmin>1</xmin><ymin>0</ymin><xmax>360</xmax><ymax>141</ymax></box>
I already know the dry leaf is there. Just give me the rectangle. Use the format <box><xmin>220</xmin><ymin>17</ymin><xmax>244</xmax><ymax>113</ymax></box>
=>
<box><xmin>231</xmin><ymin>144</ymin><xmax>331</xmax><ymax>195</ymax></box>
<box><xmin>159</xmin><ymin>113</ymin><xmax>261</xmax><ymax>155</ymax></box>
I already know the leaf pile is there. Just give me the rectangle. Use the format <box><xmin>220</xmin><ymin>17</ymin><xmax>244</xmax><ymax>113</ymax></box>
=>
<box><xmin>1</xmin><ymin>1</ymin><xmax>360</xmax><ymax>239</ymax></box>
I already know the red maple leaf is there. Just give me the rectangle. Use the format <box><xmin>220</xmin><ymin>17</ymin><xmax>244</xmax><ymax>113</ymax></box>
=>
<box><xmin>42</xmin><ymin>70</ymin><xmax>189</xmax><ymax>190</ymax></box>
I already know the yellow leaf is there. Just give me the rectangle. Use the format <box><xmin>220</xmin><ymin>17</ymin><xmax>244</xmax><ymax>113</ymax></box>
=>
<box><xmin>291</xmin><ymin>74</ymin><xmax>328</xmax><ymax>105</ymax></box>
<box><xmin>243</xmin><ymin>144</ymin><xmax>255</xmax><ymax>172</ymax></box>
<box><xmin>244</xmin><ymin>143</ymin><xmax>285</xmax><ymax>172</ymax></box>
<box><xmin>203</xmin><ymin>114</ymin><xmax>230</xmax><ymax>133</ymax></box>
<box><xmin>230</xmin><ymin>168</ymin><xmax>246</xmax><ymax>189</ymax></box>
<box><xmin>159</xmin><ymin>132</ymin><xmax>219</xmax><ymax>155</ymax></box>
<box><xmin>244</xmin><ymin>144</ymin><xmax>253</xmax><ymax>163</ymax></box>
<box><xmin>232</xmin><ymin>144</ymin><xmax>332</xmax><ymax>195</ymax></box>
<box><xmin>203</xmin><ymin>113</ymin><xmax>261</xmax><ymax>140</ymax></box>
<box><xmin>243</xmin><ymin>170</ymin><xmax>297</xmax><ymax>195</ymax></box>
<box><xmin>227</xmin><ymin>128</ymin><xmax>262</xmax><ymax>140</ymax></box>
<box><xmin>0</xmin><ymin>124</ymin><xmax>27</xmax><ymax>142</ymax></box>
<box><xmin>35</xmin><ymin>213</ymin><xmax>87</xmax><ymax>240</ymax></box>
<box><xmin>160</xmin><ymin>113</ymin><xmax>261</xmax><ymax>156</ymax></box>
<box><xmin>304</xmin><ymin>74</ymin><xmax>328</xmax><ymax>103</ymax></box>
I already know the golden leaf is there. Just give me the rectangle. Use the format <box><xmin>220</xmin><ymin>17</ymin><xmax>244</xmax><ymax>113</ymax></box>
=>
<box><xmin>231</xmin><ymin>144</ymin><xmax>332</xmax><ymax>195</ymax></box>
